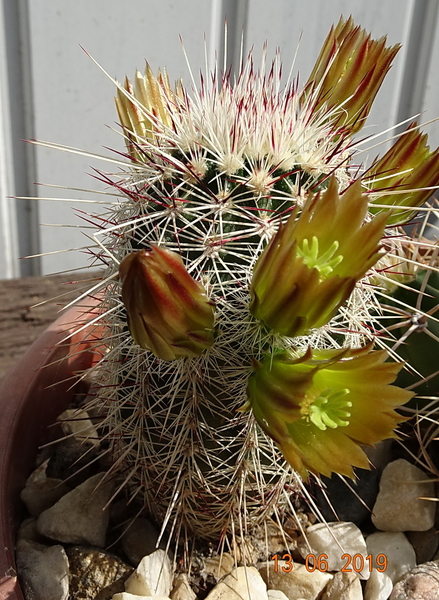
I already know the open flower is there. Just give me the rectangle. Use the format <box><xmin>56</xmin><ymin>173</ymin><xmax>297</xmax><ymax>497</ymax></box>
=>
<box><xmin>365</xmin><ymin>123</ymin><xmax>439</xmax><ymax>225</ymax></box>
<box><xmin>249</xmin><ymin>177</ymin><xmax>388</xmax><ymax>336</ymax></box>
<box><xmin>119</xmin><ymin>247</ymin><xmax>215</xmax><ymax>360</ymax></box>
<box><xmin>243</xmin><ymin>346</ymin><xmax>413</xmax><ymax>479</ymax></box>
<box><xmin>302</xmin><ymin>16</ymin><xmax>399</xmax><ymax>136</ymax></box>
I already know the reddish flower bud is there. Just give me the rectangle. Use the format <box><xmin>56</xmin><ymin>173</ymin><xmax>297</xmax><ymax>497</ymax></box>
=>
<box><xmin>366</xmin><ymin>123</ymin><xmax>439</xmax><ymax>225</ymax></box>
<box><xmin>119</xmin><ymin>247</ymin><xmax>215</xmax><ymax>361</ymax></box>
<box><xmin>302</xmin><ymin>16</ymin><xmax>399</xmax><ymax>135</ymax></box>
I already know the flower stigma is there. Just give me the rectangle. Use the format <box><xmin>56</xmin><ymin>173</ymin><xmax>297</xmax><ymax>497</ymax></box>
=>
<box><xmin>296</xmin><ymin>237</ymin><xmax>344</xmax><ymax>279</ymax></box>
<box><xmin>305</xmin><ymin>388</ymin><xmax>352</xmax><ymax>430</ymax></box>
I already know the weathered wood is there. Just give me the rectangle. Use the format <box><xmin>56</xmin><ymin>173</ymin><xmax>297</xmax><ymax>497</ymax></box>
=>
<box><xmin>0</xmin><ymin>271</ymin><xmax>102</xmax><ymax>382</ymax></box>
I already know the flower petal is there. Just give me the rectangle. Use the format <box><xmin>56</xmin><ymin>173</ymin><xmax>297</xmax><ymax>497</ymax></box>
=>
<box><xmin>245</xmin><ymin>346</ymin><xmax>413</xmax><ymax>479</ymax></box>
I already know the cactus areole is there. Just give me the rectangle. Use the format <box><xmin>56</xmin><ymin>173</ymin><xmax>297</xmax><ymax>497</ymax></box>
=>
<box><xmin>66</xmin><ymin>17</ymin><xmax>439</xmax><ymax>545</ymax></box>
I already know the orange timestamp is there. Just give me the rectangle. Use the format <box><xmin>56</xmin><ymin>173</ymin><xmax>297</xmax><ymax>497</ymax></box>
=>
<box><xmin>271</xmin><ymin>553</ymin><xmax>388</xmax><ymax>573</ymax></box>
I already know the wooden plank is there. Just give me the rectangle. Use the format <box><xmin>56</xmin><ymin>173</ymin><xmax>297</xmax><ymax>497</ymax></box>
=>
<box><xmin>0</xmin><ymin>270</ymin><xmax>101</xmax><ymax>383</ymax></box>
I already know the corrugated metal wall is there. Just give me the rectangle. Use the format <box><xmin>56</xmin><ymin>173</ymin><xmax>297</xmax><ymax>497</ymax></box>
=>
<box><xmin>1</xmin><ymin>0</ymin><xmax>438</xmax><ymax>278</ymax></box>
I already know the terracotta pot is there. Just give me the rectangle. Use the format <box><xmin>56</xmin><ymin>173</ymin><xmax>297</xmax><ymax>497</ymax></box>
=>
<box><xmin>0</xmin><ymin>302</ymin><xmax>102</xmax><ymax>599</ymax></box>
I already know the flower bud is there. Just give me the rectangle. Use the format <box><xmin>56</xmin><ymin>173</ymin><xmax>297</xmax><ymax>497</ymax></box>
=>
<box><xmin>249</xmin><ymin>177</ymin><xmax>387</xmax><ymax>337</ymax></box>
<box><xmin>302</xmin><ymin>16</ymin><xmax>399</xmax><ymax>135</ymax></box>
<box><xmin>119</xmin><ymin>247</ymin><xmax>215</xmax><ymax>361</ymax></box>
<box><xmin>115</xmin><ymin>63</ymin><xmax>180</xmax><ymax>160</ymax></box>
<box><xmin>243</xmin><ymin>345</ymin><xmax>412</xmax><ymax>479</ymax></box>
<box><xmin>371</xmin><ymin>241</ymin><xmax>417</xmax><ymax>293</ymax></box>
<box><xmin>366</xmin><ymin>123</ymin><xmax>439</xmax><ymax>225</ymax></box>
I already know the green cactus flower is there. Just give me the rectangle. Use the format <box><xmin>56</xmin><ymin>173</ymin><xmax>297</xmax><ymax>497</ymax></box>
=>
<box><xmin>115</xmin><ymin>64</ymin><xmax>180</xmax><ymax>161</ymax></box>
<box><xmin>302</xmin><ymin>16</ymin><xmax>400</xmax><ymax>135</ymax></box>
<box><xmin>244</xmin><ymin>346</ymin><xmax>413</xmax><ymax>480</ymax></box>
<box><xmin>249</xmin><ymin>177</ymin><xmax>388</xmax><ymax>336</ymax></box>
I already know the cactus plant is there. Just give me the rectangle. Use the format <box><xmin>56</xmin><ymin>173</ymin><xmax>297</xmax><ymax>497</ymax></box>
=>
<box><xmin>381</xmin><ymin>245</ymin><xmax>439</xmax><ymax>398</ymax></box>
<box><xmin>51</xmin><ymin>16</ymin><xmax>439</xmax><ymax>558</ymax></box>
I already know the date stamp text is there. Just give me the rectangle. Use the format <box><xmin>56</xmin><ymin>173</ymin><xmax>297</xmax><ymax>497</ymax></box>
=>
<box><xmin>270</xmin><ymin>553</ymin><xmax>388</xmax><ymax>573</ymax></box>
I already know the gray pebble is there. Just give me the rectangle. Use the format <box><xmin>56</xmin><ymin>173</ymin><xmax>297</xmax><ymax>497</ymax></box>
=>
<box><xmin>372</xmin><ymin>460</ymin><xmax>435</xmax><ymax>532</ymax></box>
<box><xmin>20</xmin><ymin>477</ymin><xmax>70</xmax><ymax>517</ymax></box>
<box><xmin>406</xmin><ymin>529</ymin><xmax>439</xmax><ymax>564</ymax></box>
<box><xmin>37</xmin><ymin>473</ymin><xmax>115</xmax><ymax>547</ymax></box>
<box><xmin>16</xmin><ymin>539</ymin><xmax>69</xmax><ymax>600</ymax></box>
<box><xmin>121</xmin><ymin>517</ymin><xmax>163</xmax><ymax>566</ymax></box>
<box><xmin>390</xmin><ymin>560</ymin><xmax>439</xmax><ymax>599</ymax></box>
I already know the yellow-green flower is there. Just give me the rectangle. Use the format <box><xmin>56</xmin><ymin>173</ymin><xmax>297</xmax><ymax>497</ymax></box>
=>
<box><xmin>365</xmin><ymin>123</ymin><xmax>439</xmax><ymax>225</ymax></box>
<box><xmin>119</xmin><ymin>247</ymin><xmax>215</xmax><ymax>361</ymax></box>
<box><xmin>243</xmin><ymin>346</ymin><xmax>412</xmax><ymax>479</ymax></box>
<box><xmin>249</xmin><ymin>177</ymin><xmax>388</xmax><ymax>337</ymax></box>
<box><xmin>302</xmin><ymin>16</ymin><xmax>399</xmax><ymax>136</ymax></box>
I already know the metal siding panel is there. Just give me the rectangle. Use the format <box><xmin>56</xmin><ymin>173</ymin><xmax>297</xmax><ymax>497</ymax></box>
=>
<box><xmin>245</xmin><ymin>0</ymin><xmax>413</xmax><ymax>151</ymax></box>
<box><xmin>420</xmin><ymin>6</ymin><xmax>439</xmax><ymax>149</ymax></box>
<box><xmin>0</xmin><ymin>0</ymin><xmax>39</xmax><ymax>279</ymax></box>
<box><xmin>0</xmin><ymin>3</ymin><xmax>18</xmax><ymax>279</ymax></box>
<box><xmin>27</xmin><ymin>0</ymin><xmax>213</xmax><ymax>274</ymax></box>
<box><xmin>0</xmin><ymin>1</ymin><xmax>19</xmax><ymax>280</ymax></box>
<box><xmin>17</xmin><ymin>0</ymin><xmax>439</xmax><ymax>275</ymax></box>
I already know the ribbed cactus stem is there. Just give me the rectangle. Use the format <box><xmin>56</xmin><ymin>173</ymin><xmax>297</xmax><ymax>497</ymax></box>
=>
<box><xmin>68</xmin><ymin>17</ymin><xmax>439</xmax><ymax>549</ymax></box>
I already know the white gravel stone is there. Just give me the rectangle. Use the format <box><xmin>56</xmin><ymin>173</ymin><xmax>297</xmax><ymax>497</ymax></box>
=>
<box><xmin>124</xmin><ymin>549</ymin><xmax>172</xmax><ymax>597</ymax></box>
<box><xmin>36</xmin><ymin>472</ymin><xmax>114</xmax><ymax>547</ymax></box>
<box><xmin>267</xmin><ymin>590</ymin><xmax>289</xmax><ymax>600</ymax></box>
<box><xmin>298</xmin><ymin>521</ymin><xmax>370</xmax><ymax>579</ymax></box>
<box><xmin>321</xmin><ymin>571</ymin><xmax>363</xmax><ymax>600</ymax></box>
<box><xmin>16</xmin><ymin>539</ymin><xmax>69</xmax><ymax>600</ymax></box>
<box><xmin>58</xmin><ymin>408</ymin><xmax>100</xmax><ymax>446</ymax></box>
<box><xmin>170</xmin><ymin>573</ymin><xmax>197</xmax><ymax>600</ymax></box>
<box><xmin>112</xmin><ymin>595</ymin><xmax>171</xmax><ymax>600</ymax></box>
<box><xmin>366</xmin><ymin>532</ymin><xmax>416</xmax><ymax>584</ymax></box>
<box><xmin>203</xmin><ymin>553</ymin><xmax>235</xmax><ymax>580</ymax></box>
<box><xmin>258</xmin><ymin>560</ymin><xmax>332</xmax><ymax>600</ymax></box>
<box><xmin>372</xmin><ymin>459</ymin><xmax>435</xmax><ymax>532</ymax></box>
<box><xmin>364</xmin><ymin>568</ymin><xmax>393</xmax><ymax>600</ymax></box>
<box><xmin>206</xmin><ymin>567</ymin><xmax>268</xmax><ymax>600</ymax></box>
